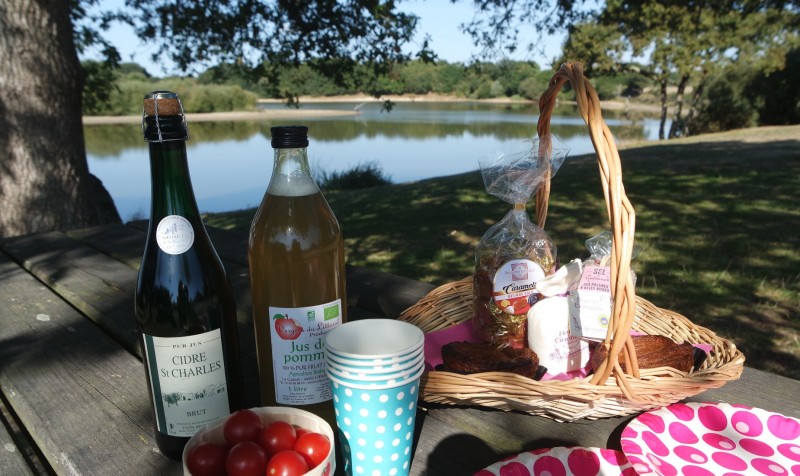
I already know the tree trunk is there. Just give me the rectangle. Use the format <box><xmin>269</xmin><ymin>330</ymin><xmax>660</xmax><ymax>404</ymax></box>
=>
<box><xmin>0</xmin><ymin>0</ymin><xmax>120</xmax><ymax>238</ymax></box>
<box><xmin>668</xmin><ymin>73</ymin><xmax>690</xmax><ymax>138</ymax></box>
<box><xmin>658</xmin><ymin>78</ymin><xmax>669</xmax><ymax>140</ymax></box>
<box><xmin>684</xmin><ymin>69</ymin><xmax>709</xmax><ymax>136</ymax></box>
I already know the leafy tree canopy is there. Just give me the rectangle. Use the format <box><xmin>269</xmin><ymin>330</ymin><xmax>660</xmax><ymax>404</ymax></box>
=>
<box><xmin>78</xmin><ymin>0</ymin><xmax>426</xmax><ymax>100</ymax></box>
<box><xmin>559</xmin><ymin>0</ymin><xmax>800</xmax><ymax>137</ymax></box>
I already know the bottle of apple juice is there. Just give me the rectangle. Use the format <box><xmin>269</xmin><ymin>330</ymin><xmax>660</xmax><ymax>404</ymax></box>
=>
<box><xmin>248</xmin><ymin>125</ymin><xmax>346</xmax><ymax>429</ymax></box>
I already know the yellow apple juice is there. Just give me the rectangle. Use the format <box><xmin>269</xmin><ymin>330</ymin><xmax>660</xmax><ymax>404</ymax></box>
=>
<box><xmin>248</xmin><ymin>126</ymin><xmax>346</xmax><ymax>428</ymax></box>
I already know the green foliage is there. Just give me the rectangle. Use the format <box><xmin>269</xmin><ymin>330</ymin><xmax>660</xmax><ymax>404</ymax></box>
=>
<box><xmin>116</xmin><ymin>0</ymin><xmax>419</xmax><ymax>99</ymax></box>
<box><xmin>117</xmin><ymin>62</ymin><xmax>151</xmax><ymax>80</ymax></box>
<box><xmin>84</xmin><ymin>74</ymin><xmax>258</xmax><ymax>115</ymax></box>
<box><xmin>558</xmin><ymin>1</ymin><xmax>800</xmax><ymax>137</ymax></box>
<box><xmin>688</xmin><ymin>73</ymin><xmax>758</xmax><ymax>134</ymax></box>
<box><xmin>745</xmin><ymin>48</ymin><xmax>800</xmax><ymax>126</ymax></box>
<box><xmin>689</xmin><ymin>50</ymin><xmax>800</xmax><ymax>134</ymax></box>
<box><xmin>197</xmin><ymin>62</ymin><xmax>258</xmax><ymax>90</ymax></box>
<box><xmin>591</xmin><ymin>76</ymin><xmax>623</xmax><ymax>100</ymax></box>
<box><xmin>82</xmin><ymin>55</ymin><xmax>670</xmax><ymax>115</ymax></box>
<box><xmin>318</xmin><ymin>162</ymin><xmax>393</xmax><ymax>191</ymax></box>
<box><xmin>81</xmin><ymin>60</ymin><xmax>119</xmax><ymax>114</ymax></box>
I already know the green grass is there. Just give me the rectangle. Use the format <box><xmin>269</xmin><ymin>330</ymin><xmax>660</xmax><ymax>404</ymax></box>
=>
<box><xmin>206</xmin><ymin>125</ymin><xmax>800</xmax><ymax>380</ymax></box>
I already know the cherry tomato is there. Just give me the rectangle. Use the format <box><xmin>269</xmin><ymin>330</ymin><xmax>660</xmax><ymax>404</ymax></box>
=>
<box><xmin>265</xmin><ymin>449</ymin><xmax>309</xmax><ymax>476</ymax></box>
<box><xmin>293</xmin><ymin>432</ymin><xmax>331</xmax><ymax>469</ymax></box>
<box><xmin>185</xmin><ymin>442</ymin><xmax>227</xmax><ymax>476</ymax></box>
<box><xmin>224</xmin><ymin>409</ymin><xmax>263</xmax><ymax>445</ymax></box>
<box><xmin>293</xmin><ymin>425</ymin><xmax>311</xmax><ymax>439</ymax></box>
<box><xmin>259</xmin><ymin>420</ymin><xmax>297</xmax><ymax>457</ymax></box>
<box><xmin>225</xmin><ymin>441</ymin><xmax>268</xmax><ymax>476</ymax></box>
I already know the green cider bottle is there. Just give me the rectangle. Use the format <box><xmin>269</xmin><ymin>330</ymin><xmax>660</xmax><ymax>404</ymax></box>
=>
<box><xmin>134</xmin><ymin>91</ymin><xmax>243</xmax><ymax>460</ymax></box>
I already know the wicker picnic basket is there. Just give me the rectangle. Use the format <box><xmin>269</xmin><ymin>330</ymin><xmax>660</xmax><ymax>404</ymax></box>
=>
<box><xmin>397</xmin><ymin>63</ymin><xmax>746</xmax><ymax>421</ymax></box>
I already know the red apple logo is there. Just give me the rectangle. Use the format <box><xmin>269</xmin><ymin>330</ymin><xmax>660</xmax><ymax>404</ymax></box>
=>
<box><xmin>273</xmin><ymin>314</ymin><xmax>303</xmax><ymax>340</ymax></box>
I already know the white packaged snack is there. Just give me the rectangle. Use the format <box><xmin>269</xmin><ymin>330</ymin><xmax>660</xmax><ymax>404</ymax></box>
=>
<box><xmin>527</xmin><ymin>259</ymin><xmax>589</xmax><ymax>375</ymax></box>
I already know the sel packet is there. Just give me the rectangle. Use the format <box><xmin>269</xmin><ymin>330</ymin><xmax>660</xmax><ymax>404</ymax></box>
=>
<box><xmin>569</xmin><ymin>231</ymin><xmax>641</xmax><ymax>340</ymax></box>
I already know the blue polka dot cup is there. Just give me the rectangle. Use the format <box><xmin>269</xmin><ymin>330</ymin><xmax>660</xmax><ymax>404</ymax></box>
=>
<box><xmin>324</xmin><ymin>319</ymin><xmax>425</xmax><ymax>475</ymax></box>
<box><xmin>331</xmin><ymin>375</ymin><xmax>421</xmax><ymax>476</ymax></box>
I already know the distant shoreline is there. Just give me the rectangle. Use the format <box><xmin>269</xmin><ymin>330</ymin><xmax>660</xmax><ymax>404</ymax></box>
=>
<box><xmin>82</xmin><ymin>108</ymin><xmax>357</xmax><ymax>125</ymax></box>
<box><xmin>259</xmin><ymin>93</ymin><xmax>663</xmax><ymax>112</ymax></box>
<box><xmin>82</xmin><ymin>94</ymin><xmax>662</xmax><ymax>125</ymax></box>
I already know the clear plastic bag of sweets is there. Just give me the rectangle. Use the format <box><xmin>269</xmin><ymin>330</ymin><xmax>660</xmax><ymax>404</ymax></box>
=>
<box><xmin>473</xmin><ymin>138</ymin><xmax>568</xmax><ymax>349</ymax></box>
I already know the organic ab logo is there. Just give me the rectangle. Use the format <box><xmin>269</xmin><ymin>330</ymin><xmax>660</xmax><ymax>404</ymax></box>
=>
<box><xmin>323</xmin><ymin>304</ymin><xmax>340</xmax><ymax>321</ymax></box>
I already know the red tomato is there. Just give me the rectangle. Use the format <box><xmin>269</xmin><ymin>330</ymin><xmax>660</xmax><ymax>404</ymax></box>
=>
<box><xmin>225</xmin><ymin>441</ymin><xmax>268</xmax><ymax>476</ymax></box>
<box><xmin>265</xmin><ymin>450</ymin><xmax>309</xmax><ymax>476</ymax></box>
<box><xmin>293</xmin><ymin>425</ymin><xmax>311</xmax><ymax>439</ymax></box>
<box><xmin>259</xmin><ymin>420</ymin><xmax>297</xmax><ymax>457</ymax></box>
<box><xmin>293</xmin><ymin>432</ymin><xmax>331</xmax><ymax>469</ymax></box>
<box><xmin>185</xmin><ymin>442</ymin><xmax>227</xmax><ymax>476</ymax></box>
<box><xmin>224</xmin><ymin>409</ymin><xmax>263</xmax><ymax>445</ymax></box>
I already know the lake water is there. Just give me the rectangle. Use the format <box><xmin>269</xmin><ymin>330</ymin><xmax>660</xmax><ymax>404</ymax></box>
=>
<box><xmin>85</xmin><ymin>101</ymin><xmax>667</xmax><ymax>221</ymax></box>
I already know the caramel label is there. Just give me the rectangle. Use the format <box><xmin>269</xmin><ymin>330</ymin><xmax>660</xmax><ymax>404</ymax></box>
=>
<box><xmin>492</xmin><ymin>259</ymin><xmax>545</xmax><ymax>315</ymax></box>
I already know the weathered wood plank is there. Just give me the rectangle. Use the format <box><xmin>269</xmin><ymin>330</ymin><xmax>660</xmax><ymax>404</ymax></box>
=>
<box><xmin>0</xmin><ymin>408</ymin><xmax>35</xmax><ymax>475</ymax></box>
<box><xmin>410</xmin><ymin>411</ymin><xmax>503</xmax><ymax>476</ymax></box>
<box><xmin>2</xmin><ymin>231</ymin><xmax>141</xmax><ymax>354</ymax></box>
<box><xmin>67</xmin><ymin>223</ymin><xmax>146</xmax><ymax>269</ymax></box>
<box><xmin>0</xmin><ymin>252</ymin><xmax>181</xmax><ymax>474</ymax></box>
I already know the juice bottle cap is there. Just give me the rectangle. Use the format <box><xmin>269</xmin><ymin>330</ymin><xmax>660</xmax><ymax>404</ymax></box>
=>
<box><xmin>271</xmin><ymin>125</ymin><xmax>309</xmax><ymax>148</ymax></box>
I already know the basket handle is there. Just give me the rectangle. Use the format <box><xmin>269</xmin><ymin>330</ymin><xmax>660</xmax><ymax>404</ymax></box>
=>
<box><xmin>536</xmin><ymin>63</ymin><xmax>641</xmax><ymax>393</ymax></box>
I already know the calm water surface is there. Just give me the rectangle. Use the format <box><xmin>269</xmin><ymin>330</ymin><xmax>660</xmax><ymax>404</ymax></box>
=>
<box><xmin>85</xmin><ymin>101</ymin><xmax>666</xmax><ymax>221</ymax></box>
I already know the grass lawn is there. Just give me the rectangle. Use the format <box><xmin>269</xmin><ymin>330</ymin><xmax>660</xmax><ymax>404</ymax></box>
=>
<box><xmin>206</xmin><ymin>125</ymin><xmax>800</xmax><ymax>380</ymax></box>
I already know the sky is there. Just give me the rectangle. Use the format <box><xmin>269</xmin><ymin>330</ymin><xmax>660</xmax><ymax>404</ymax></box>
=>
<box><xmin>84</xmin><ymin>0</ymin><xmax>566</xmax><ymax>76</ymax></box>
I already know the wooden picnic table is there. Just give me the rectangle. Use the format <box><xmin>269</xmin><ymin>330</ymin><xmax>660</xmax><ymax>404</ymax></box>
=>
<box><xmin>1</xmin><ymin>221</ymin><xmax>798</xmax><ymax>475</ymax></box>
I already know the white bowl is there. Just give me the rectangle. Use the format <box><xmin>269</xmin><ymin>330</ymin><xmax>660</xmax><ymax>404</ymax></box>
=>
<box><xmin>182</xmin><ymin>406</ymin><xmax>335</xmax><ymax>476</ymax></box>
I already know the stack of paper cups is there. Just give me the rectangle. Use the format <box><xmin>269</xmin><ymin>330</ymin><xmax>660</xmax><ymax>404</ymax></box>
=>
<box><xmin>324</xmin><ymin>319</ymin><xmax>425</xmax><ymax>476</ymax></box>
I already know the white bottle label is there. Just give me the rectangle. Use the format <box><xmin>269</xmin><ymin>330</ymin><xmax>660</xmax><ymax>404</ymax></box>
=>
<box><xmin>142</xmin><ymin>329</ymin><xmax>230</xmax><ymax>437</ymax></box>
<box><xmin>156</xmin><ymin>215</ymin><xmax>194</xmax><ymax>255</ymax></box>
<box><xmin>268</xmin><ymin>299</ymin><xmax>343</xmax><ymax>405</ymax></box>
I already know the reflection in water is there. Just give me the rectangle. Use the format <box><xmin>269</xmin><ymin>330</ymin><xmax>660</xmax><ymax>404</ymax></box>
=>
<box><xmin>86</xmin><ymin>102</ymin><xmax>666</xmax><ymax>221</ymax></box>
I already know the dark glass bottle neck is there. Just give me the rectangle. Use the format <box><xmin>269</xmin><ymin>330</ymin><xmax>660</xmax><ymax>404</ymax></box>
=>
<box><xmin>148</xmin><ymin>140</ymin><xmax>200</xmax><ymax>219</ymax></box>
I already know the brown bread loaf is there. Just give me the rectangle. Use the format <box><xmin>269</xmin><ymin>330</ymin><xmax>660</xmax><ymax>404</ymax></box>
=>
<box><xmin>591</xmin><ymin>335</ymin><xmax>695</xmax><ymax>373</ymax></box>
<box><xmin>441</xmin><ymin>341</ymin><xmax>539</xmax><ymax>379</ymax></box>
